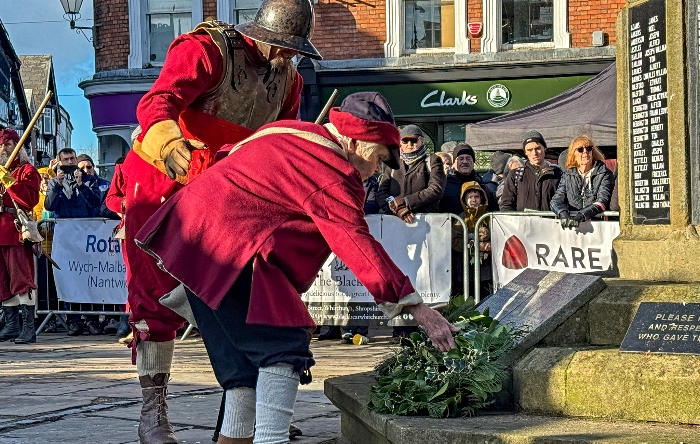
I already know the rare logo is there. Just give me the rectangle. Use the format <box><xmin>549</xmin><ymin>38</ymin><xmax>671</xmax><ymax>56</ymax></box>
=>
<box><xmin>502</xmin><ymin>235</ymin><xmax>527</xmax><ymax>269</ymax></box>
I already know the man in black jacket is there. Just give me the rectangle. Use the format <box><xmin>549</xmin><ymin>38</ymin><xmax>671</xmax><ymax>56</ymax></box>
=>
<box><xmin>500</xmin><ymin>131</ymin><xmax>562</xmax><ymax>211</ymax></box>
<box><xmin>439</xmin><ymin>143</ymin><xmax>497</xmax><ymax>214</ymax></box>
<box><xmin>377</xmin><ymin>125</ymin><xmax>446</xmax><ymax>221</ymax></box>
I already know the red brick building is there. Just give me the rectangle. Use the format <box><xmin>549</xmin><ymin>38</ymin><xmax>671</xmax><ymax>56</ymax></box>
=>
<box><xmin>80</xmin><ymin>0</ymin><xmax>623</xmax><ymax>164</ymax></box>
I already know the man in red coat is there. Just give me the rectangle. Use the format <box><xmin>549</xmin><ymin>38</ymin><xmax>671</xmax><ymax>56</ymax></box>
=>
<box><xmin>122</xmin><ymin>0</ymin><xmax>321</xmax><ymax>442</ymax></box>
<box><xmin>0</xmin><ymin>128</ymin><xmax>40</xmax><ymax>345</ymax></box>
<box><xmin>136</xmin><ymin>92</ymin><xmax>459</xmax><ymax>444</ymax></box>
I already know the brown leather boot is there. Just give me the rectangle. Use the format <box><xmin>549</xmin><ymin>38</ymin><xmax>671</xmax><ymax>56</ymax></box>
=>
<box><xmin>138</xmin><ymin>373</ymin><xmax>177</xmax><ymax>444</ymax></box>
<box><xmin>216</xmin><ymin>436</ymin><xmax>253</xmax><ymax>443</ymax></box>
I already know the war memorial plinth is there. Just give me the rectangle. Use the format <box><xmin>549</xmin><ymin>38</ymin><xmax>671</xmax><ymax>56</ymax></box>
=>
<box><xmin>325</xmin><ymin>1</ymin><xmax>700</xmax><ymax>442</ymax></box>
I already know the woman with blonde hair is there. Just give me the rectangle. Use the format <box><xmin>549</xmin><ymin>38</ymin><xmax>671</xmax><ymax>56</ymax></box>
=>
<box><xmin>550</xmin><ymin>135</ymin><xmax>615</xmax><ymax>228</ymax></box>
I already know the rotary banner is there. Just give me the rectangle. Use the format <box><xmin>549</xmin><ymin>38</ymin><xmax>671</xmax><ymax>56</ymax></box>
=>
<box><xmin>51</xmin><ymin>218</ymin><xmax>127</xmax><ymax>304</ymax></box>
<box><xmin>490</xmin><ymin>214</ymin><xmax>620</xmax><ymax>290</ymax></box>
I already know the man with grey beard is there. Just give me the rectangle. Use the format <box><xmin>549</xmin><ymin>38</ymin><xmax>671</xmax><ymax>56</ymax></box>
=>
<box><xmin>125</xmin><ymin>1</ymin><xmax>321</xmax><ymax>442</ymax></box>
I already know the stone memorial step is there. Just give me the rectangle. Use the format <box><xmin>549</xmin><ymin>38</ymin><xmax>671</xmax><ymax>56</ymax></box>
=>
<box><xmin>513</xmin><ymin>346</ymin><xmax>700</xmax><ymax>424</ymax></box>
<box><xmin>588</xmin><ymin>280</ymin><xmax>700</xmax><ymax>346</ymax></box>
<box><xmin>326</xmin><ymin>372</ymin><xmax>700</xmax><ymax>444</ymax></box>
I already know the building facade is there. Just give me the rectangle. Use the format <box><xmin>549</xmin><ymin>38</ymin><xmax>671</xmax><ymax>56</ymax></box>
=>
<box><xmin>80</xmin><ymin>0</ymin><xmax>623</xmax><ymax>162</ymax></box>
<box><xmin>0</xmin><ymin>21</ymin><xmax>31</xmax><ymax>155</ymax></box>
<box><xmin>19</xmin><ymin>55</ymin><xmax>66</xmax><ymax>165</ymax></box>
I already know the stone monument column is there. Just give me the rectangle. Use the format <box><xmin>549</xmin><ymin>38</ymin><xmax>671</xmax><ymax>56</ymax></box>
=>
<box><xmin>614</xmin><ymin>0</ymin><xmax>698</xmax><ymax>280</ymax></box>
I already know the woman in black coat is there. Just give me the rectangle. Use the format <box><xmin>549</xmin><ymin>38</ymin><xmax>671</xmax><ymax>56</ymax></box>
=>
<box><xmin>550</xmin><ymin>135</ymin><xmax>615</xmax><ymax>228</ymax></box>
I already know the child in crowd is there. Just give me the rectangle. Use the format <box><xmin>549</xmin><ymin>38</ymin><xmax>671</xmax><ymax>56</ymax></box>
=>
<box><xmin>452</xmin><ymin>181</ymin><xmax>492</xmax><ymax>297</ymax></box>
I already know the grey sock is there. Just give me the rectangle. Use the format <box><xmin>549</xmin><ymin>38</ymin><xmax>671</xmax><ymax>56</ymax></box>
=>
<box><xmin>136</xmin><ymin>340</ymin><xmax>175</xmax><ymax>377</ymax></box>
<box><xmin>254</xmin><ymin>363</ymin><xmax>299</xmax><ymax>444</ymax></box>
<box><xmin>220</xmin><ymin>387</ymin><xmax>256</xmax><ymax>438</ymax></box>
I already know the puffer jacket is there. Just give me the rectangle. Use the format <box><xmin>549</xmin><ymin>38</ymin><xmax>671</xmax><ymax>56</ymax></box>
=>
<box><xmin>550</xmin><ymin>160</ymin><xmax>615</xmax><ymax>218</ymax></box>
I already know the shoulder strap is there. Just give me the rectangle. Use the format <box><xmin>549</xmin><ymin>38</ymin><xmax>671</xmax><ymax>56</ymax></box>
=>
<box><xmin>227</xmin><ymin>127</ymin><xmax>347</xmax><ymax>159</ymax></box>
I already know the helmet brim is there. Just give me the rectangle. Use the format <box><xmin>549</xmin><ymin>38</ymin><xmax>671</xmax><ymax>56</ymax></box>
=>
<box><xmin>235</xmin><ymin>22</ymin><xmax>322</xmax><ymax>60</ymax></box>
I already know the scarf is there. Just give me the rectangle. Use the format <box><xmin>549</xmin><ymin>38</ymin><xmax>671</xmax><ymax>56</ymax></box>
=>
<box><xmin>400</xmin><ymin>145</ymin><xmax>427</xmax><ymax>166</ymax></box>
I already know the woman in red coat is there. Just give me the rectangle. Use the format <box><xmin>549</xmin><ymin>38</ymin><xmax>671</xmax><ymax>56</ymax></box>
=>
<box><xmin>136</xmin><ymin>93</ymin><xmax>458</xmax><ymax>443</ymax></box>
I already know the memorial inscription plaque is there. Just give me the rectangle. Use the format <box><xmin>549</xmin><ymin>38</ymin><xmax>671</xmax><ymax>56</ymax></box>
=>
<box><xmin>629</xmin><ymin>0</ymin><xmax>671</xmax><ymax>224</ymax></box>
<box><xmin>621</xmin><ymin>302</ymin><xmax>700</xmax><ymax>354</ymax></box>
<box><xmin>478</xmin><ymin>269</ymin><xmax>606</xmax><ymax>364</ymax></box>
<box><xmin>688</xmin><ymin>0</ymin><xmax>700</xmax><ymax>225</ymax></box>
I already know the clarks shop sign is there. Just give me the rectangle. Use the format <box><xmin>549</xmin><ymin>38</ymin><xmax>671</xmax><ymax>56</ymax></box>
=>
<box><xmin>322</xmin><ymin>76</ymin><xmax>592</xmax><ymax>117</ymax></box>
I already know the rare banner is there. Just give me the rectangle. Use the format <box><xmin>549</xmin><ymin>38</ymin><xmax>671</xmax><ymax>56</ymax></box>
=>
<box><xmin>301</xmin><ymin>214</ymin><xmax>454</xmax><ymax>326</ymax></box>
<box><xmin>490</xmin><ymin>215</ymin><xmax>620</xmax><ymax>290</ymax></box>
<box><xmin>51</xmin><ymin>219</ymin><xmax>127</xmax><ymax>304</ymax></box>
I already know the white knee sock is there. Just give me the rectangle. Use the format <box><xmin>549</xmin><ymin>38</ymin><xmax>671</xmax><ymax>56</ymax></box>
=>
<box><xmin>2</xmin><ymin>296</ymin><xmax>19</xmax><ymax>307</ymax></box>
<box><xmin>220</xmin><ymin>387</ymin><xmax>256</xmax><ymax>438</ymax></box>
<box><xmin>18</xmin><ymin>291</ymin><xmax>35</xmax><ymax>306</ymax></box>
<box><xmin>136</xmin><ymin>340</ymin><xmax>175</xmax><ymax>377</ymax></box>
<box><xmin>254</xmin><ymin>363</ymin><xmax>299</xmax><ymax>444</ymax></box>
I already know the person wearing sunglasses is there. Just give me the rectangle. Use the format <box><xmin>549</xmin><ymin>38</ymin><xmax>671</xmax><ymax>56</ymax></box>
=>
<box><xmin>550</xmin><ymin>135</ymin><xmax>615</xmax><ymax>229</ymax></box>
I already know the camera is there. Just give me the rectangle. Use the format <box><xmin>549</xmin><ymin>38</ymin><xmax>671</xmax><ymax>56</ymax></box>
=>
<box><xmin>58</xmin><ymin>165</ymin><xmax>78</xmax><ymax>181</ymax></box>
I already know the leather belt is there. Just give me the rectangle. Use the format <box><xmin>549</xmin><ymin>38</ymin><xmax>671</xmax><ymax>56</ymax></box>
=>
<box><xmin>0</xmin><ymin>206</ymin><xmax>17</xmax><ymax>214</ymax></box>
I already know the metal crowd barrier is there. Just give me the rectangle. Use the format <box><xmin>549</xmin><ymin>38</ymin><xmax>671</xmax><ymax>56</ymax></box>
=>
<box><xmin>35</xmin><ymin>218</ymin><xmax>129</xmax><ymax>336</ymax></box>
<box><xmin>471</xmin><ymin>211</ymin><xmax>620</xmax><ymax>303</ymax></box>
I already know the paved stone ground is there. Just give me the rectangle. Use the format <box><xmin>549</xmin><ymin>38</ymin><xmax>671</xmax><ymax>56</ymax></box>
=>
<box><xmin>0</xmin><ymin>327</ymin><xmax>394</xmax><ymax>443</ymax></box>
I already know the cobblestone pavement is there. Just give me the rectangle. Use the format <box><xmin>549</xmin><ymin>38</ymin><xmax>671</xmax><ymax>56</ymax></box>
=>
<box><xmin>0</xmin><ymin>327</ymin><xmax>394</xmax><ymax>443</ymax></box>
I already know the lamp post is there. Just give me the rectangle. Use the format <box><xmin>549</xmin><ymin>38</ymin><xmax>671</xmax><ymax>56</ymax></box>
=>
<box><xmin>59</xmin><ymin>0</ymin><xmax>100</xmax><ymax>46</ymax></box>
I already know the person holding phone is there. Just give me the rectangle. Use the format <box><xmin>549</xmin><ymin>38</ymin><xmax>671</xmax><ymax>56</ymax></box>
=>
<box><xmin>44</xmin><ymin>148</ymin><xmax>100</xmax><ymax>218</ymax></box>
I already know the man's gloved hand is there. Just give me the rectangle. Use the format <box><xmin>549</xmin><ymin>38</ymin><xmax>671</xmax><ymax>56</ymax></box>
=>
<box><xmin>161</xmin><ymin>139</ymin><xmax>192</xmax><ymax>180</ymax></box>
<box><xmin>388</xmin><ymin>196</ymin><xmax>415</xmax><ymax>223</ymax></box>
<box><xmin>572</xmin><ymin>212</ymin><xmax>587</xmax><ymax>225</ymax></box>
<box><xmin>558</xmin><ymin>210</ymin><xmax>572</xmax><ymax>229</ymax></box>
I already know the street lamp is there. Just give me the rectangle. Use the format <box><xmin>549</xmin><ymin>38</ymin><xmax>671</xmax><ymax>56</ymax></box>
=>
<box><xmin>59</xmin><ymin>0</ymin><xmax>100</xmax><ymax>46</ymax></box>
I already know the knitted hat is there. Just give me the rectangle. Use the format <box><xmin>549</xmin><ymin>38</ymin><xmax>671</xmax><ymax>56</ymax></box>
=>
<box><xmin>523</xmin><ymin>130</ymin><xmax>547</xmax><ymax>149</ymax></box>
<box><xmin>399</xmin><ymin>124</ymin><xmax>424</xmax><ymax>139</ymax></box>
<box><xmin>452</xmin><ymin>143</ymin><xmax>475</xmax><ymax>161</ymax></box>
<box><xmin>490</xmin><ymin>151</ymin><xmax>510</xmax><ymax>175</ymax></box>
<box><xmin>328</xmin><ymin>92</ymin><xmax>400</xmax><ymax>169</ymax></box>
<box><xmin>0</xmin><ymin>128</ymin><xmax>20</xmax><ymax>144</ymax></box>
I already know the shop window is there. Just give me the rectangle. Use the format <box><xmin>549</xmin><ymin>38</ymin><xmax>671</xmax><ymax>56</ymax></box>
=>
<box><xmin>386</xmin><ymin>0</ymin><xmax>468</xmax><ymax>56</ymax></box>
<box><xmin>481</xmin><ymin>0</ymin><xmax>569</xmax><ymax>52</ymax></box>
<box><xmin>148</xmin><ymin>0</ymin><xmax>193</xmax><ymax>64</ymax></box>
<box><xmin>502</xmin><ymin>0</ymin><xmax>553</xmax><ymax>45</ymax></box>
<box><xmin>128</xmin><ymin>0</ymin><xmax>203</xmax><ymax>69</ymax></box>
<box><xmin>404</xmin><ymin>0</ymin><xmax>455</xmax><ymax>50</ymax></box>
<box><xmin>233</xmin><ymin>0</ymin><xmax>261</xmax><ymax>24</ymax></box>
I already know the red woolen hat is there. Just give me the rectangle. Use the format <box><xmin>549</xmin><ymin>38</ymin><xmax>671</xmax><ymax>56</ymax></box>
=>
<box><xmin>328</xmin><ymin>92</ymin><xmax>401</xmax><ymax>169</ymax></box>
<box><xmin>0</xmin><ymin>128</ymin><xmax>20</xmax><ymax>144</ymax></box>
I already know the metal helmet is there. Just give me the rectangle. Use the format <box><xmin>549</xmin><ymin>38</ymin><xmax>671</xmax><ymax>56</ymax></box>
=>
<box><xmin>234</xmin><ymin>0</ymin><xmax>322</xmax><ymax>60</ymax></box>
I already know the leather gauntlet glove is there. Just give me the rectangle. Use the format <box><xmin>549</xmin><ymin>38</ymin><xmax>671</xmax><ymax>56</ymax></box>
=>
<box><xmin>162</xmin><ymin>139</ymin><xmax>192</xmax><ymax>180</ymax></box>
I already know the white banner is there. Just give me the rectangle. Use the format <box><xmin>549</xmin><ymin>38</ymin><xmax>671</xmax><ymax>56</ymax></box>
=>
<box><xmin>51</xmin><ymin>219</ymin><xmax>127</xmax><ymax>304</ymax></box>
<box><xmin>490</xmin><ymin>215</ymin><xmax>620</xmax><ymax>290</ymax></box>
<box><xmin>302</xmin><ymin>213</ymin><xmax>454</xmax><ymax>326</ymax></box>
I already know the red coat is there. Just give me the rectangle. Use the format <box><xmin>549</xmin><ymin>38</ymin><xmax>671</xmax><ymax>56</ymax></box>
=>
<box><xmin>136</xmin><ymin>120</ymin><xmax>416</xmax><ymax>328</ymax></box>
<box><xmin>105</xmin><ymin>163</ymin><xmax>126</xmax><ymax>215</ymax></box>
<box><xmin>0</xmin><ymin>160</ymin><xmax>40</xmax><ymax>246</ymax></box>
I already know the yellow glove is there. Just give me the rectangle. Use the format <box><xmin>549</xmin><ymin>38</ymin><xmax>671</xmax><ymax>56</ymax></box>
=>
<box><xmin>140</xmin><ymin>120</ymin><xmax>191</xmax><ymax>180</ymax></box>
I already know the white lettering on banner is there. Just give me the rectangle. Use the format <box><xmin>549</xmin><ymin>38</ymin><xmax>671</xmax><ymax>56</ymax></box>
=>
<box><xmin>51</xmin><ymin>219</ymin><xmax>128</xmax><ymax>304</ymax></box>
<box><xmin>302</xmin><ymin>214</ymin><xmax>453</xmax><ymax>325</ymax></box>
<box><xmin>421</xmin><ymin>90</ymin><xmax>478</xmax><ymax>108</ymax></box>
<box><xmin>490</xmin><ymin>215</ymin><xmax>620</xmax><ymax>290</ymax></box>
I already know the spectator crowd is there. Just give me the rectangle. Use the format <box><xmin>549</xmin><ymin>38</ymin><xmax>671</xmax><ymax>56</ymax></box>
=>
<box><xmin>319</xmin><ymin>127</ymin><xmax>618</xmax><ymax>343</ymax></box>
<box><xmin>0</xmin><ymin>125</ymin><xmax>618</xmax><ymax>346</ymax></box>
